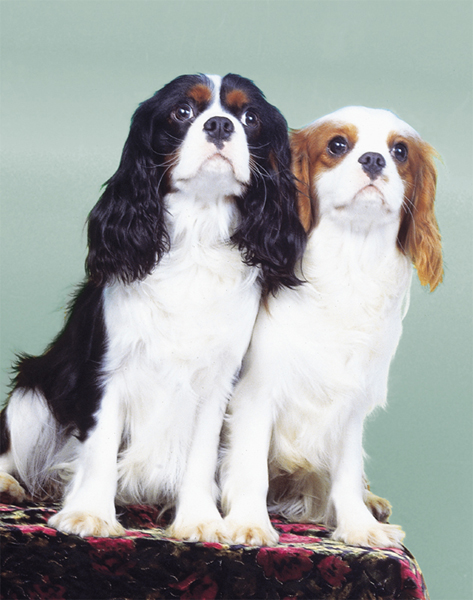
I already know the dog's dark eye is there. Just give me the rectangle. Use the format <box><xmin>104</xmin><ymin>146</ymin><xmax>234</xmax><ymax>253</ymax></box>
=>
<box><xmin>391</xmin><ymin>142</ymin><xmax>408</xmax><ymax>163</ymax></box>
<box><xmin>241</xmin><ymin>110</ymin><xmax>259</xmax><ymax>128</ymax></box>
<box><xmin>172</xmin><ymin>104</ymin><xmax>194</xmax><ymax>122</ymax></box>
<box><xmin>328</xmin><ymin>136</ymin><xmax>349</xmax><ymax>156</ymax></box>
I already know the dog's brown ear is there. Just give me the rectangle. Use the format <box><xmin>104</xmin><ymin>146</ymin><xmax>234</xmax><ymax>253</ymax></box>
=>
<box><xmin>290</xmin><ymin>129</ymin><xmax>316</xmax><ymax>232</ymax></box>
<box><xmin>397</xmin><ymin>141</ymin><xmax>443</xmax><ymax>291</ymax></box>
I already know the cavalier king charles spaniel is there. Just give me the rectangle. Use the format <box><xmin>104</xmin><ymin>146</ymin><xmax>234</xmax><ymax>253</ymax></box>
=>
<box><xmin>220</xmin><ymin>106</ymin><xmax>443</xmax><ymax>548</ymax></box>
<box><xmin>0</xmin><ymin>73</ymin><xmax>305</xmax><ymax>541</ymax></box>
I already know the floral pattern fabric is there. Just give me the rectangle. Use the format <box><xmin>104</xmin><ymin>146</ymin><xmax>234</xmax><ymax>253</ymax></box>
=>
<box><xmin>0</xmin><ymin>502</ymin><xmax>429</xmax><ymax>599</ymax></box>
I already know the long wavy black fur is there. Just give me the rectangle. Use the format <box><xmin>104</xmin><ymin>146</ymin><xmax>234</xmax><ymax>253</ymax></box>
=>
<box><xmin>86</xmin><ymin>96</ymin><xmax>170</xmax><ymax>285</ymax></box>
<box><xmin>1</xmin><ymin>75</ymin><xmax>307</xmax><ymax>446</ymax></box>
<box><xmin>11</xmin><ymin>282</ymin><xmax>106</xmax><ymax>441</ymax></box>
<box><xmin>218</xmin><ymin>74</ymin><xmax>306</xmax><ymax>296</ymax></box>
<box><xmin>87</xmin><ymin>73</ymin><xmax>306</xmax><ymax>294</ymax></box>
<box><xmin>234</xmin><ymin>136</ymin><xmax>305</xmax><ymax>293</ymax></box>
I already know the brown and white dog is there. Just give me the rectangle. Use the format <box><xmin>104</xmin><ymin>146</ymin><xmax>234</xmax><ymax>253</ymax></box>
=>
<box><xmin>219</xmin><ymin>106</ymin><xmax>443</xmax><ymax>547</ymax></box>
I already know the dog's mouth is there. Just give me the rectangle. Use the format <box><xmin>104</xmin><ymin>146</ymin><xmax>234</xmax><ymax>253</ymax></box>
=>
<box><xmin>206</xmin><ymin>151</ymin><xmax>231</xmax><ymax>164</ymax></box>
<box><xmin>200</xmin><ymin>151</ymin><xmax>249</xmax><ymax>185</ymax></box>
<box><xmin>333</xmin><ymin>183</ymin><xmax>390</xmax><ymax>214</ymax></box>
<box><xmin>354</xmin><ymin>183</ymin><xmax>386</xmax><ymax>204</ymax></box>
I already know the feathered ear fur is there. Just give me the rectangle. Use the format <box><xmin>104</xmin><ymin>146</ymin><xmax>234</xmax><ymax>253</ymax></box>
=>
<box><xmin>86</xmin><ymin>98</ymin><xmax>170</xmax><ymax>286</ymax></box>
<box><xmin>397</xmin><ymin>141</ymin><xmax>443</xmax><ymax>291</ymax></box>
<box><xmin>231</xmin><ymin>108</ymin><xmax>307</xmax><ymax>296</ymax></box>
<box><xmin>290</xmin><ymin>128</ymin><xmax>318</xmax><ymax>233</ymax></box>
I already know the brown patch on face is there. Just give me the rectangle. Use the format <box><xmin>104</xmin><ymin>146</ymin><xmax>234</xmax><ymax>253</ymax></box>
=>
<box><xmin>187</xmin><ymin>84</ymin><xmax>212</xmax><ymax>108</ymax></box>
<box><xmin>307</xmin><ymin>122</ymin><xmax>358</xmax><ymax>173</ymax></box>
<box><xmin>391</xmin><ymin>131</ymin><xmax>443</xmax><ymax>291</ymax></box>
<box><xmin>225</xmin><ymin>88</ymin><xmax>249</xmax><ymax>111</ymax></box>
<box><xmin>290</xmin><ymin>121</ymin><xmax>358</xmax><ymax>232</ymax></box>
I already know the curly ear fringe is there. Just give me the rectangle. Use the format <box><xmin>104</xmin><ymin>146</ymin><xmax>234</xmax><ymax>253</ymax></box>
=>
<box><xmin>86</xmin><ymin>100</ymin><xmax>170</xmax><ymax>286</ymax></box>
<box><xmin>398</xmin><ymin>142</ymin><xmax>443</xmax><ymax>292</ymax></box>
<box><xmin>409</xmin><ymin>215</ymin><xmax>443</xmax><ymax>291</ymax></box>
<box><xmin>86</xmin><ymin>84</ymin><xmax>307</xmax><ymax>294</ymax></box>
<box><xmin>231</xmin><ymin>130</ymin><xmax>307</xmax><ymax>297</ymax></box>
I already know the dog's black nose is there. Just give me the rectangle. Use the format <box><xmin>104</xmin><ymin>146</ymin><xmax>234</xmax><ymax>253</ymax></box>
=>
<box><xmin>358</xmin><ymin>152</ymin><xmax>386</xmax><ymax>179</ymax></box>
<box><xmin>204</xmin><ymin>116</ymin><xmax>234</xmax><ymax>148</ymax></box>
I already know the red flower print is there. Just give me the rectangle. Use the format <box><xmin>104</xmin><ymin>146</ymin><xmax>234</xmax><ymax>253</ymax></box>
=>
<box><xmin>257</xmin><ymin>547</ymin><xmax>314</xmax><ymax>582</ymax></box>
<box><xmin>32</xmin><ymin>576</ymin><xmax>66</xmax><ymax>599</ymax></box>
<box><xmin>88</xmin><ymin>537</ymin><xmax>135</xmax><ymax>551</ymax></box>
<box><xmin>399</xmin><ymin>557</ymin><xmax>426</xmax><ymax>598</ymax></box>
<box><xmin>318</xmin><ymin>555</ymin><xmax>351</xmax><ymax>588</ymax></box>
<box><xmin>124</xmin><ymin>529</ymin><xmax>153</xmax><ymax>539</ymax></box>
<box><xmin>277</xmin><ymin>522</ymin><xmax>327</xmax><ymax>535</ymax></box>
<box><xmin>202</xmin><ymin>541</ymin><xmax>224</xmax><ymax>550</ymax></box>
<box><xmin>279</xmin><ymin>533</ymin><xmax>321</xmax><ymax>544</ymax></box>
<box><xmin>18</xmin><ymin>524</ymin><xmax>57</xmax><ymax>536</ymax></box>
<box><xmin>170</xmin><ymin>574</ymin><xmax>218</xmax><ymax>599</ymax></box>
<box><xmin>89</xmin><ymin>538</ymin><xmax>136</xmax><ymax>576</ymax></box>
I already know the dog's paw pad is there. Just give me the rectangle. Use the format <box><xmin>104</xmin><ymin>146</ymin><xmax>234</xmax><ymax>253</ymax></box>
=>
<box><xmin>167</xmin><ymin>518</ymin><xmax>228</xmax><ymax>543</ymax></box>
<box><xmin>333</xmin><ymin>521</ymin><xmax>405</xmax><ymax>548</ymax></box>
<box><xmin>225</xmin><ymin>519</ymin><xmax>280</xmax><ymax>546</ymax></box>
<box><xmin>48</xmin><ymin>511</ymin><xmax>125</xmax><ymax>537</ymax></box>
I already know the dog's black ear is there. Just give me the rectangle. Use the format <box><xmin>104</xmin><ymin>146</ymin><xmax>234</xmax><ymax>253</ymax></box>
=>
<box><xmin>232</xmin><ymin>107</ymin><xmax>307</xmax><ymax>296</ymax></box>
<box><xmin>86</xmin><ymin>99</ymin><xmax>170</xmax><ymax>286</ymax></box>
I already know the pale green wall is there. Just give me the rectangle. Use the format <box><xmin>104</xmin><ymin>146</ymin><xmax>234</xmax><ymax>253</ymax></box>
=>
<box><xmin>1</xmin><ymin>1</ymin><xmax>471</xmax><ymax>598</ymax></box>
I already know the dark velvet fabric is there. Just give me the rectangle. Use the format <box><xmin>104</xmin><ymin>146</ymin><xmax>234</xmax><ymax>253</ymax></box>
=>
<box><xmin>1</xmin><ymin>502</ymin><xmax>429</xmax><ymax>599</ymax></box>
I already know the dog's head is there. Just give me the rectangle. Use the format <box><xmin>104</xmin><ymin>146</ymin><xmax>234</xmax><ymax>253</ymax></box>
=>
<box><xmin>291</xmin><ymin>106</ymin><xmax>443</xmax><ymax>290</ymax></box>
<box><xmin>86</xmin><ymin>74</ymin><xmax>305</xmax><ymax>294</ymax></box>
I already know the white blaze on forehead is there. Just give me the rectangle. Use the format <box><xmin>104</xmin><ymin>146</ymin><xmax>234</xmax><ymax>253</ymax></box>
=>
<box><xmin>315</xmin><ymin>106</ymin><xmax>420</xmax><ymax>148</ymax></box>
<box><xmin>206</xmin><ymin>74</ymin><xmax>222</xmax><ymax>107</ymax></box>
<box><xmin>314</xmin><ymin>107</ymin><xmax>414</xmax><ymax>223</ymax></box>
<box><xmin>171</xmin><ymin>74</ymin><xmax>251</xmax><ymax>188</ymax></box>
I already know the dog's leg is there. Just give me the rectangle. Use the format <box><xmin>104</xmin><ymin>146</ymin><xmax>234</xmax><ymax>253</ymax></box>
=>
<box><xmin>330</xmin><ymin>410</ymin><xmax>404</xmax><ymax>548</ymax></box>
<box><xmin>220</xmin><ymin>377</ymin><xmax>279</xmax><ymax>546</ymax></box>
<box><xmin>49</xmin><ymin>387</ymin><xmax>125</xmax><ymax>537</ymax></box>
<box><xmin>167</xmin><ymin>388</ymin><xmax>228</xmax><ymax>544</ymax></box>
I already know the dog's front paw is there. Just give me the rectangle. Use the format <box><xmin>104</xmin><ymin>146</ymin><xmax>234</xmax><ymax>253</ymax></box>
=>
<box><xmin>0</xmin><ymin>472</ymin><xmax>26</xmax><ymax>502</ymax></box>
<box><xmin>224</xmin><ymin>517</ymin><xmax>280</xmax><ymax>546</ymax></box>
<box><xmin>333</xmin><ymin>520</ymin><xmax>405</xmax><ymax>548</ymax></box>
<box><xmin>167</xmin><ymin>515</ymin><xmax>228</xmax><ymax>543</ymax></box>
<box><xmin>49</xmin><ymin>510</ymin><xmax>125</xmax><ymax>538</ymax></box>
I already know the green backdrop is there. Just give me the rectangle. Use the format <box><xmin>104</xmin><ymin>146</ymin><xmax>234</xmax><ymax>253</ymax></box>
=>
<box><xmin>1</xmin><ymin>1</ymin><xmax>471</xmax><ymax>598</ymax></box>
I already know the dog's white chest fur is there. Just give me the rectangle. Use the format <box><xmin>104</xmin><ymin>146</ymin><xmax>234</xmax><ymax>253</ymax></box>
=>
<box><xmin>102</xmin><ymin>192</ymin><xmax>260</xmax><ymax>503</ymax></box>
<box><xmin>219</xmin><ymin>105</ymin><xmax>442</xmax><ymax>549</ymax></box>
<box><xmin>262</xmin><ymin>220</ymin><xmax>412</xmax><ymax>472</ymax></box>
<box><xmin>303</xmin><ymin>218</ymin><xmax>412</xmax><ymax>335</ymax></box>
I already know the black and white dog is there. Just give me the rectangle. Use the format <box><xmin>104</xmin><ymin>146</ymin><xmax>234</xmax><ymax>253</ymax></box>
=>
<box><xmin>0</xmin><ymin>73</ymin><xmax>305</xmax><ymax>541</ymax></box>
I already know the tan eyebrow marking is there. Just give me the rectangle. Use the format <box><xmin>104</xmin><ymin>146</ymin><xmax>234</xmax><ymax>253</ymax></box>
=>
<box><xmin>187</xmin><ymin>84</ymin><xmax>212</xmax><ymax>106</ymax></box>
<box><xmin>225</xmin><ymin>89</ymin><xmax>249</xmax><ymax>110</ymax></box>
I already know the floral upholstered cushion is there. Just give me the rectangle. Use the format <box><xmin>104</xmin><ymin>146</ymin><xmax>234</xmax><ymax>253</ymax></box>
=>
<box><xmin>0</xmin><ymin>502</ymin><xmax>429</xmax><ymax>599</ymax></box>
